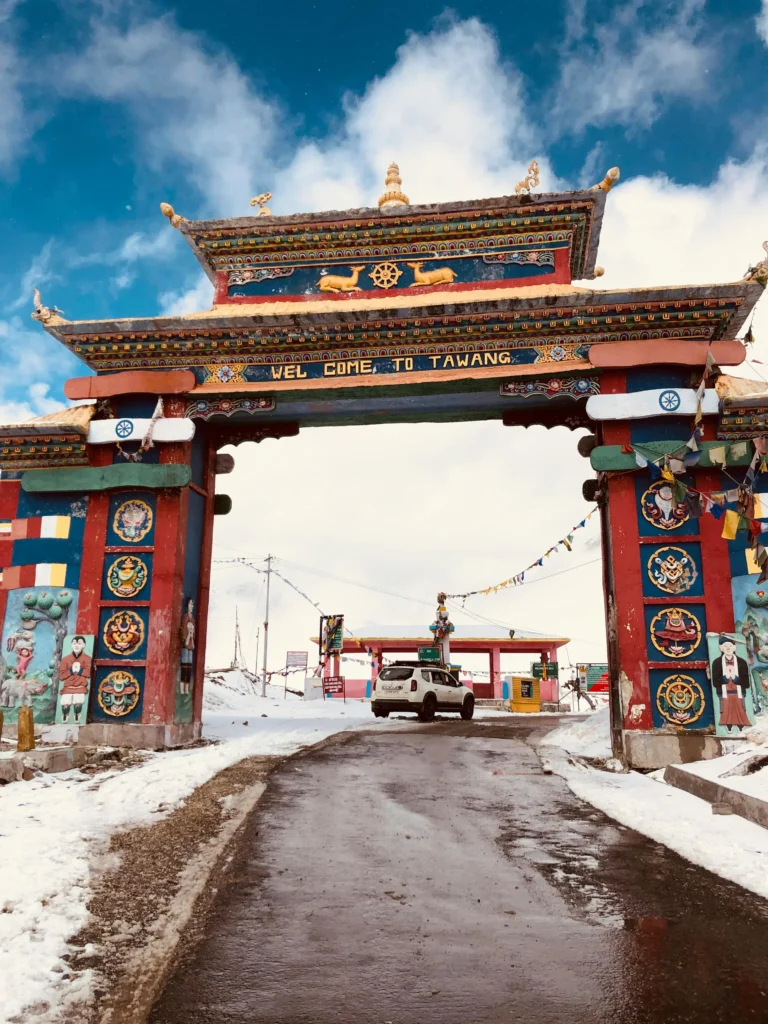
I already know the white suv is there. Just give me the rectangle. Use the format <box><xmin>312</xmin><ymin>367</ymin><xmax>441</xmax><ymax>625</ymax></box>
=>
<box><xmin>371</xmin><ymin>662</ymin><xmax>475</xmax><ymax>721</ymax></box>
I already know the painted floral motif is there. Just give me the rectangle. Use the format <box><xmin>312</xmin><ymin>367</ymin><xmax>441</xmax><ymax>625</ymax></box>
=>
<box><xmin>106</xmin><ymin>556</ymin><xmax>148</xmax><ymax>599</ymax></box>
<box><xmin>97</xmin><ymin>670</ymin><xmax>140</xmax><ymax>717</ymax></box>
<box><xmin>641</xmin><ymin>481</ymin><xmax>690</xmax><ymax>531</ymax></box>
<box><xmin>102</xmin><ymin>610</ymin><xmax>145</xmax><ymax>656</ymax></box>
<box><xmin>647</xmin><ymin>546</ymin><xmax>698</xmax><ymax>595</ymax></box>
<box><xmin>656</xmin><ymin>673</ymin><xmax>706</xmax><ymax>726</ymax></box>
<box><xmin>650</xmin><ymin>607</ymin><xmax>702</xmax><ymax>659</ymax></box>
<box><xmin>113</xmin><ymin>499</ymin><xmax>153</xmax><ymax>543</ymax></box>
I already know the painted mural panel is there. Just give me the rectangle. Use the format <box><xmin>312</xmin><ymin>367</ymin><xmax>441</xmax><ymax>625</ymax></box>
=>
<box><xmin>106</xmin><ymin>492</ymin><xmax>156</xmax><ymax>547</ymax></box>
<box><xmin>0</xmin><ymin>587</ymin><xmax>79</xmax><ymax>723</ymax></box>
<box><xmin>644</xmin><ymin>604</ymin><xmax>707</xmax><ymax>661</ymax></box>
<box><xmin>636</xmin><ymin>478</ymin><xmax>699</xmax><ymax>538</ymax></box>
<box><xmin>650</xmin><ymin>669</ymin><xmax>713</xmax><ymax>730</ymax></box>
<box><xmin>706</xmin><ymin>632</ymin><xmax>756</xmax><ymax>738</ymax></box>
<box><xmin>98</xmin><ymin>607</ymin><xmax>149</xmax><ymax>660</ymax></box>
<box><xmin>91</xmin><ymin>665</ymin><xmax>144</xmax><ymax>723</ymax></box>
<box><xmin>226</xmin><ymin>246</ymin><xmax>564</xmax><ymax>299</ymax></box>
<box><xmin>730</xmin><ymin>575</ymin><xmax>768</xmax><ymax>715</ymax></box>
<box><xmin>642</xmin><ymin>543</ymin><xmax>703</xmax><ymax>598</ymax></box>
<box><xmin>55</xmin><ymin>634</ymin><xmax>94</xmax><ymax>726</ymax></box>
<box><xmin>101</xmin><ymin>553</ymin><xmax>152</xmax><ymax>601</ymax></box>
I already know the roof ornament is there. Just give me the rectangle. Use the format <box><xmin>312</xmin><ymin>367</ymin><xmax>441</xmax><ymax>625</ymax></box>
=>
<box><xmin>590</xmin><ymin>167</ymin><xmax>621</xmax><ymax>192</ymax></box>
<box><xmin>250</xmin><ymin>192</ymin><xmax>273</xmax><ymax>216</ymax></box>
<box><xmin>160</xmin><ymin>203</ymin><xmax>185</xmax><ymax>229</ymax></box>
<box><xmin>514</xmin><ymin>159</ymin><xmax>540</xmax><ymax>196</ymax></box>
<box><xmin>378</xmin><ymin>163</ymin><xmax>409</xmax><ymax>209</ymax></box>
<box><xmin>31</xmin><ymin>288</ymin><xmax>63</xmax><ymax>324</ymax></box>
<box><xmin>745</xmin><ymin>241</ymin><xmax>768</xmax><ymax>286</ymax></box>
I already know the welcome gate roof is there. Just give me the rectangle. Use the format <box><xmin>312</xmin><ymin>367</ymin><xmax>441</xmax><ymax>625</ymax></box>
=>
<box><xmin>34</xmin><ymin>175</ymin><xmax>765</xmax><ymax>388</ymax></box>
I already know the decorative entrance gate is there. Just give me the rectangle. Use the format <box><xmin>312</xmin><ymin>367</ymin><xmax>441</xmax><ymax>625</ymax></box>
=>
<box><xmin>1</xmin><ymin>164</ymin><xmax>765</xmax><ymax>766</ymax></box>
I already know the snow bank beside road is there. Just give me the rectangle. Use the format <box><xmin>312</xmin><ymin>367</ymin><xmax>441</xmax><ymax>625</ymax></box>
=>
<box><xmin>0</xmin><ymin>684</ymin><xmax>401</xmax><ymax>1024</ymax></box>
<box><xmin>539</xmin><ymin>705</ymin><xmax>611</xmax><ymax>759</ymax></box>
<box><xmin>541</xmin><ymin>707</ymin><xmax>768</xmax><ymax>901</ymax></box>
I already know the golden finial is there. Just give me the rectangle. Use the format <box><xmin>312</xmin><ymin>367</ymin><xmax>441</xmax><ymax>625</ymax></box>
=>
<box><xmin>31</xmin><ymin>288</ymin><xmax>64</xmax><ymax>324</ymax></box>
<box><xmin>514</xmin><ymin>160</ymin><xmax>540</xmax><ymax>196</ymax></box>
<box><xmin>593</xmin><ymin>267</ymin><xmax>605</xmax><ymax>277</ymax></box>
<box><xmin>378</xmin><ymin>163</ymin><xmax>409</xmax><ymax>209</ymax></box>
<box><xmin>745</xmin><ymin>241</ymin><xmax>768</xmax><ymax>286</ymax></box>
<box><xmin>250</xmin><ymin>192</ymin><xmax>273</xmax><ymax>216</ymax></box>
<box><xmin>160</xmin><ymin>202</ymin><xmax>184</xmax><ymax>229</ymax></box>
<box><xmin>590</xmin><ymin>167</ymin><xmax>620</xmax><ymax>193</ymax></box>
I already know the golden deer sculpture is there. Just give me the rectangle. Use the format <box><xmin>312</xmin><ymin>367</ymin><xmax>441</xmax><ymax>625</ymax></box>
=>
<box><xmin>406</xmin><ymin>261</ymin><xmax>458</xmax><ymax>287</ymax></box>
<box><xmin>317</xmin><ymin>265</ymin><xmax>366</xmax><ymax>293</ymax></box>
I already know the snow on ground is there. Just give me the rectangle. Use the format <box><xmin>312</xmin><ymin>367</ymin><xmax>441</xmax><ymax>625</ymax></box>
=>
<box><xmin>539</xmin><ymin>705</ymin><xmax>612</xmax><ymax>759</ymax></box>
<box><xmin>540</xmin><ymin>708</ymin><xmax>768</xmax><ymax>902</ymax></box>
<box><xmin>0</xmin><ymin>671</ymin><xmax>407</xmax><ymax>1024</ymax></box>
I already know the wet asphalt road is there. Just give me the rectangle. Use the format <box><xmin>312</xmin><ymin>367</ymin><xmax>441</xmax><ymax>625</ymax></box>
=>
<box><xmin>150</xmin><ymin>718</ymin><xmax>768</xmax><ymax>1023</ymax></box>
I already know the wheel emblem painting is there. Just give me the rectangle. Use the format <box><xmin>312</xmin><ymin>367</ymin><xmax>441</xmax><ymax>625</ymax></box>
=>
<box><xmin>656</xmin><ymin>674</ymin><xmax>706</xmax><ymax>726</ymax></box>
<box><xmin>115</xmin><ymin>419</ymin><xmax>134</xmax><ymax>438</ymax></box>
<box><xmin>658</xmin><ymin>389</ymin><xmax>681</xmax><ymax>412</ymax></box>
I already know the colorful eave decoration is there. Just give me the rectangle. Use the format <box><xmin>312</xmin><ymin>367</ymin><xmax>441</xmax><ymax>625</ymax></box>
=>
<box><xmin>180</xmin><ymin>189</ymin><xmax>608</xmax><ymax>284</ymax></box>
<box><xmin>0</xmin><ymin>423</ymin><xmax>89</xmax><ymax>469</ymax></box>
<box><xmin>39</xmin><ymin>284</ymin><xmax>759</xmax><ymax>376</ymax></box>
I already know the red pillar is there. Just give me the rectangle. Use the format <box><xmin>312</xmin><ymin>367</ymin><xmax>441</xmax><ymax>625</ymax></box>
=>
<box><xmin>143</xmin><ymin>397</ymin><xmax>190</xmax><ymax>735</ymax></box>
<box><xmin>192</xmin><ymin>439</ymin><xmax>217</xmax><ymax>728</ymax></box>
<box><xmin>490</xmin><ymin>646</ymin><xmax>501</xmax><ymax>699</ymax></box>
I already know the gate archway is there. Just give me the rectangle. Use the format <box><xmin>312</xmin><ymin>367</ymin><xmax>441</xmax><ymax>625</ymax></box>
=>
<box><xmin>1</xmin><ymin>165</ymin><xmax>765</xmax><ymax>767</ymax></box>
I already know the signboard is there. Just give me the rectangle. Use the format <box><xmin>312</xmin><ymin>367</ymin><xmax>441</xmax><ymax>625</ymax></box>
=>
<box><xmin>576</xmin><ymin>663</ymin><xmax>608</xmax><ymax>690</ymax></box>
<box><xmin>531</xmin><ymin>661</ymin><xmax>558</xmax><ymax>680</ymax></box>
<box><xmin>320</xmin><ymin>615</ymin><xmax>344</xmax><ymax>656</ymax></box>
<box><xmin>520</xmin><ymin>680</ymin><xmax>534</xmax><ymax>699</ymax></box>
<box><xmin>418</xmin><ymin>646</ymin><xmax>441</xmax><ymax>663</ymax></box>
<box><xmin>286</xmin><ymin>650</ymin><xmax>308</xmax><ymax>670</ymax></box>
<box><xmin>323</xmin><ymin>675</ymin><xmax>346</xmax><ymax>700</ymax></box>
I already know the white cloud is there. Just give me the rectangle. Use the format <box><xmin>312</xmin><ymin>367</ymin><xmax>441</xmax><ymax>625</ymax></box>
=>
<box><xmin>552</xmin><ymin>0</ymin><xmax>714</xmax><ymax>133</ymax></box>
<box><xmin>278</xmin><ymin>16</ymin><xmax>551</xmax><ymax>211</ymax></box>
<box><xmin>0</xmin><ymin>1</ymin><xmax>27</xmax><ymax>170</ymax></box>
<box><xmin>594</xmin><ymin>150</ymin><xmax>768</xmax><ymax>356</ymax></box>
<box><xmin>60</xmin><ymin>13</ymin><xmax>280</xmax><ymax>216</ymax></box>
<box><xmin>9</xmin><ymin>239</ymin><xmax>57</xmax><ymax>311</ymax></box>
<box><xmin>758</xmin><ymin>1</ymin><xmax>768</xmax><ymax>45</ymax></box>
<box><xmin>158</xmin><ymin>274</ymin><xmax>214</xmax><ymax>316</ymax></box>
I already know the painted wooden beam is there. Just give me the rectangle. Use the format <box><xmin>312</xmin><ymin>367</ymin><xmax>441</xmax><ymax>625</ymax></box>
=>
<box><xmin>213</xmin><ymin>494</ymin><xmax>232</xmax><ymax>515</ymax></box>
<box><xmin>586</xmin><ymin>388</ymin><xmax>719</xmax><ymax>421</ymax></box>
<box><xmin>21</xmin><ymin>463</ymin><xmax>192</xmax><ymax>493</ymax></box>
<box><xmin>88</xmin><ymin>418</ymin><xmax>196</xmax><ymax>444</ymax></box>
<box><xmin>64</xmin><ymin>369</ymin><xmax>198</xmax><ymax>400</ymax></box>
<box><xmin>591</xmin><ymin>441</ymin><xmax>753</xmax><ymax>472</ymax></box>
<box><xmin>215</xmin><ymin>454</ymin><xmax>235</xmax><ymax>474</ymax></box>
<box><xmin>588</xmin><ymin>340</ymin><xmax>746</xmax><ymax>369</ymax></box>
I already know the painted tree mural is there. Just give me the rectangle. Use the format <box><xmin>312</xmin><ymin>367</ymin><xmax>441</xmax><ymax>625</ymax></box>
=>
<box><xmin>17</xmin><ymin>590</ymin><xmax>73</xmax><ymax>714</ymax></box>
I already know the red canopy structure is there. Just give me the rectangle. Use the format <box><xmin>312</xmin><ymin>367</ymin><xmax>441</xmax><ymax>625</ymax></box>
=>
<box><xmin>314</xmin><ymin>624</ymin><xmax>569</xmax><ymax>700</ymax></box>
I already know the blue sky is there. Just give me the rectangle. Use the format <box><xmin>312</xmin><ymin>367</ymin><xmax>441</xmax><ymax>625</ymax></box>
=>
<box><xmin>3</xmin><ymin>0</ymin><xmax>768</xmax><ymax>418</ymax></box>
<box><xmin>3</xmin><ymin>0</ymin><xmax>768</xmax><ymax>668</ymax></box>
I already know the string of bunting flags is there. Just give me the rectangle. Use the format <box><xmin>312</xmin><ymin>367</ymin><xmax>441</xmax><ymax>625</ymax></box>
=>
<box><xmin>445</xmin><ymin>508</ymin><xmax>599</xmax><ymax>600</ymax></box>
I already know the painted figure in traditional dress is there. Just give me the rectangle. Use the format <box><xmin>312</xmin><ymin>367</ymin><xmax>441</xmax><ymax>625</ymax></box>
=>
<box><xmin>711</xmin><ymin>636</ymin><xmax>751</xmax><ymax>732</ymax></box>
<box><xmin>58</xmin><ymin>635</ymin><xmax>92</xmax><ymax>722</ymax></box>
<box><xmin>179</xmin><ymin>598</ymin><xmax>195</xmax><ymax>694</ymax></box>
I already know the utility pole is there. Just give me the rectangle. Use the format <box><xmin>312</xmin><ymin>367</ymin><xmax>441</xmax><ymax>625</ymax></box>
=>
<box><xmin>261</xmin><ymin>555</ymin><xmax>273</xmax><ymax>697</ymax></box>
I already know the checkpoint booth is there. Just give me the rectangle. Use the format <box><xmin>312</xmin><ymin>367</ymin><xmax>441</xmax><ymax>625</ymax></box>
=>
<box><xmin>509</xmin><ymin>676</ymin><xmax>541</xmax><ymax>713</ymax></box>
